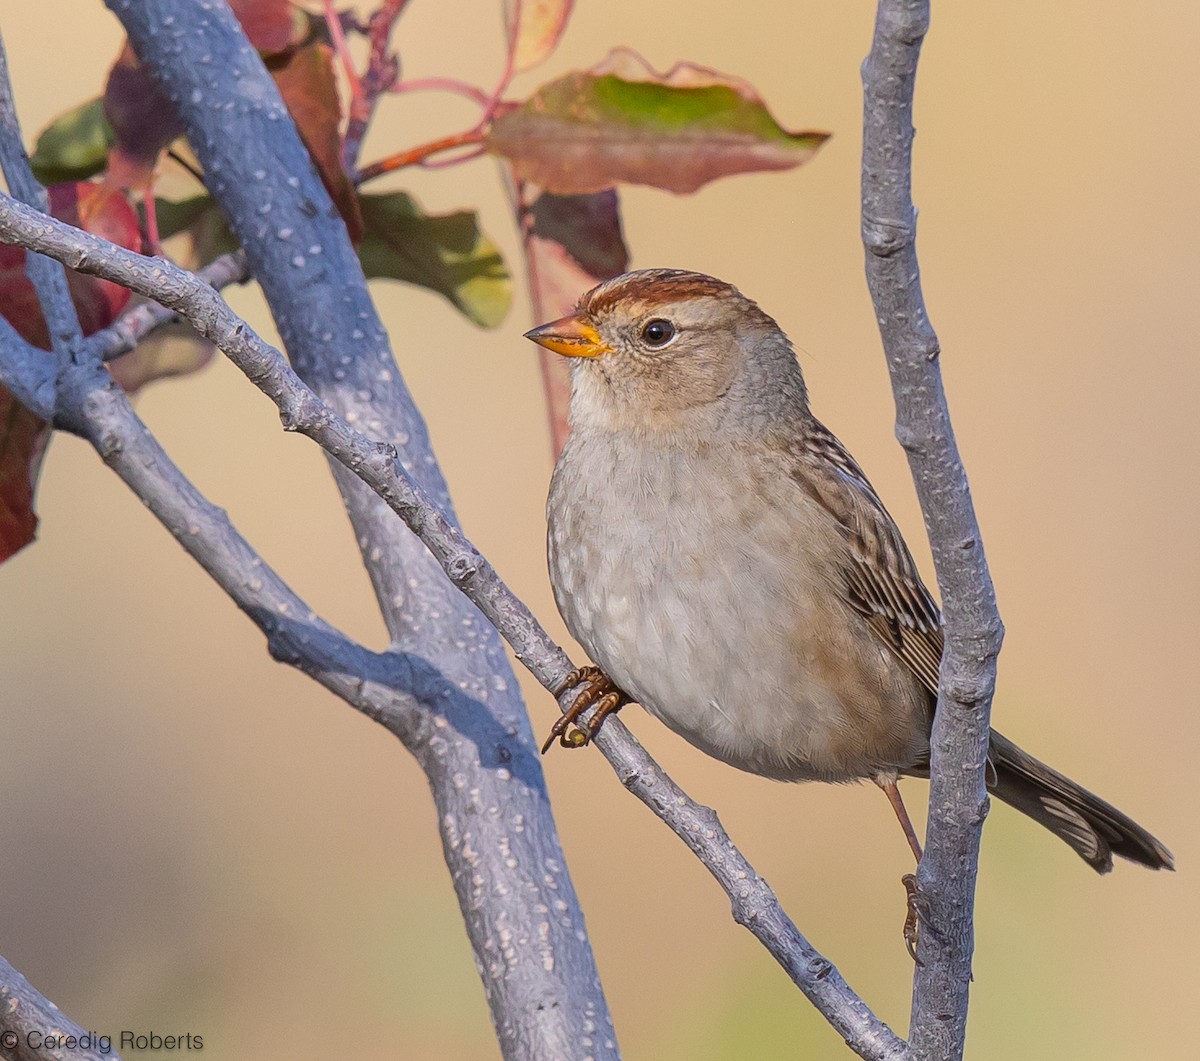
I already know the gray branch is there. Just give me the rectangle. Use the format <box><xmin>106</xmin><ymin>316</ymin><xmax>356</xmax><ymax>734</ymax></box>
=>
<box><xmin>0</xmin><ymin>188</ymin><xmax>908</xmax><ymax>1061</ymax></box>
<box><xmin>102</xmin><ymin>2</ymin><xmax>616</xmax><ymax>1056</ymax></box>
<box><xmin>0</xmin><ymin>310</ymin><xmax>52</xmax><ymax>416</ymax></box>
<box><xmin>861</xmin><ymin>2</ymin><xmax>1003</xmax><ymax>1058</ymax></box>
<box><xmin>0</xmin><ymin>955</ymin><xmax>121</xmax><ymax>1061</ymax></box>
<box><xmin>0</xmin><ymin>315</ymin><xmax>466</xmax><ymax>762</ymax></box>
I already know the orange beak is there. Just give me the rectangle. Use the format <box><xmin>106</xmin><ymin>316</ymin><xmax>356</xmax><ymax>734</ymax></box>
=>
<box><xmin>523</xmin><ymin>314</ymin><xmax>611</xmax><ymax>358</ymax></box>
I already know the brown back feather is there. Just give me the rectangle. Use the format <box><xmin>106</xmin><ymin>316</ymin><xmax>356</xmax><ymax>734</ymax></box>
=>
<box><xmin>789</xmin><ymin>420</ymin><xmax>944</xmax><ymax>695</ymax></box>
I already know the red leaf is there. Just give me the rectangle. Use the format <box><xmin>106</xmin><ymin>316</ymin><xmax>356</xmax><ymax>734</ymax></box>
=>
<box><xmin>489</xmin><ymin>48</ymin><xmax>829</xmax><ymax>195</ymax></box>
<box><xmin>103</xmin><ymin>2</ymin><xmax>300</xmax><ymax>187</ymax></box>
<box><xmin>0</xmin><ymin>183</ymin><xmax>141</xmax><ymax>348</ymax></box>
<box><xmin>0</xmin><ymin>244</ymin><xmax>51</xmax><ymax>349</ymax></box>
<box><xmin>270</xmin><ymin>43</ymin><xmax>363</xmax><ymax>243</ymax></box>
<box><xmin>0</xmin><ymin>389</ymin><xmax>49</xmax><ymax>563</ymax></box>
<box><xmin>103</xmin><ymin>44</ymin><xmax>184</xmax><ymax>190</ymax></box>
<box><xmin>0</xmin><ymin>181</ymin><xmax>142</xmax><ymax>564</ymax></box>
<box><xmin>517</xmin><ymin>182</ymin><xmax>629</xmax><ymax>456</ymax></box>
<box><xmin>230</xmin><ymin>0</ymin><xmax>298</xmax><ymax>54</ymax></box>
<box><xmin>50</xmin><ymin>182</ymin><xmax>142</xmax><ymax>336</ymax></box>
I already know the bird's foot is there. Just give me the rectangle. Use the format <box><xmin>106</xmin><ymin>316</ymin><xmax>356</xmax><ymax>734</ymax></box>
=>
<box><xmin>542</xmin><ymin>667</ymin><xmax>628</xmax><ymax>753</ymax></box>
<box><xmin>902</xmin><ymin>872</ymin><xmax>923</xmax><ymax>964</ymax></box>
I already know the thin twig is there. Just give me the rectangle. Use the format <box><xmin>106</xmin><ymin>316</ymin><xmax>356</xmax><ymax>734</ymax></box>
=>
<box><xmin>0</xmin><ymin>191</ymin><xmax>909</xmax><ymax>1061</ymax></box>
<box><xmin>861</xmin><ymin>2</ymin><xmax>1002</xmax><ymax>1059</ymax></box>
<box><xmin>342</xmin><ymin>0</ymin><xmax>408</xmax><ymax>174</ymax></box>
<box><xmin>323</xmin><ymin>0</ymin><xmax>362</xmax><ymax>101</ymax></box>
<box><xmin>419</xmin><ymin>145</ymin><xmax>485</xmax><ymax>169</ymax></box>
<box><xmin>354</xmin><ymin>0</ymin><xmax>518</xmax><ymax>184</ymax></box>
<box><xmin>355</xmin><ymin>127</ymin><xmax>485</xmax><ymax>184</ymax></box>
<box><xmin>84</xmin><ymin>250</ymin><xmax>250</xmax><ymax>363</ymax></box>
<box><xmin>391</xmin><ymin>76</ymin><xmax>491</xmax><ymax>106</ymax></box>
<box><xmin>166</xmin><ymin>147</ymin><xmax>204</xmax><ymax>184</ymax></box>
<box><xmin>487</xmin><ymin>0</ymin><xmax>522</xmax><ymax>125</ymax></box>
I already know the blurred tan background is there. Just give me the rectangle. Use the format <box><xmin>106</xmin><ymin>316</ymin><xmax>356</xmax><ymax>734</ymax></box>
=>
<box><xmin>1</xmin><ymin>1</ymin><xmax>1197</xmax><ymax>1058</ymax></box>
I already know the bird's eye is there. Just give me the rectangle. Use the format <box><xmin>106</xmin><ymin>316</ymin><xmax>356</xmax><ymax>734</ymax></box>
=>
<box><xmin>640</xmin><ymin>318</ymin><xmax>677</xmax><ymax>349</ymax></box>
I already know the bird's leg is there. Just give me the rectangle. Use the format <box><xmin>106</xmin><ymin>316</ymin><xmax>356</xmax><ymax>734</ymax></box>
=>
<box><xmin>542</xmin><ymin>667</ymin><xmax>629</xmax><ymax>753</ymax></box>
<box><xmin>875</xmin><ymin>777</ymin><xmax>925</xmax><ymax>961</ymax></box>
<box><xmin>879</xmin><ymin>778</ymin><xmax>924</xmax><ymax>862</ymax></box>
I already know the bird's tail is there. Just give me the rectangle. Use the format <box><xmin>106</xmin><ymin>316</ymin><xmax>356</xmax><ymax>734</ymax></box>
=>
<box><xmin>988</xmin><ymin>730</ymin><xmax>1174</xmax><ymax>873</ymax></box>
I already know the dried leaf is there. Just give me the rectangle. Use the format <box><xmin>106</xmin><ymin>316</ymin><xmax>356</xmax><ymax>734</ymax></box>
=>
<box><xmin>488</xmin><ymin>48</ymin><xmax>829</xmax><ymax>195</ymax></box>
<box><xmin>503</xmin><ymin>0</ymin><xmax>575</xmax><ymax>73</ymax></box>
<box><xmin>269</xmin><ymin>43</ymin><xmax>363</xmax><ymax>243</ymax></box>
<box><xmin>30</xmin><ymin>98</ymin><xmax>114</xmax><ymax>185</ymax></box>
<box><xmin>517</xmin><ymin>183</ymin><xmax>628</xmax><ymax>454</ymax></box>
<box><xmin>358</xmin><ymin>192</ymin><xmax>511</xmax><ymax>328</ymax></box>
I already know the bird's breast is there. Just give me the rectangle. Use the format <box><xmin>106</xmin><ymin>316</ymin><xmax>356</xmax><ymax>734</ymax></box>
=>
<box><xmin>547</xmin><ymin>433</ymin><xmax>929</xmax><ymax>782</ymax></box>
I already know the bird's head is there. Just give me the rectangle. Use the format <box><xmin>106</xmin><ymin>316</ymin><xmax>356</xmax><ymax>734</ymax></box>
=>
<box><xmin>524</xmin><ymin>269</ymin><xmax>808</xmax><ymax>437</ymax></box>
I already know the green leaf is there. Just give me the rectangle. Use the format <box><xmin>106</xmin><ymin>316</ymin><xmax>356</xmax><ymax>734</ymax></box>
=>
<box><xmin>487</xmin><ymin>48</ymin><xmax>829</xmax><ymax>195</ymax></box>
<box><xmin>150</xmin><ymin>195</ymin><xmax>240</xmax><ymax>264</ymax></box>
<box><xmin>30</xmin><ymin>98</ymin><xmax>114</xmax><ymax>184</ymax></box>
<box><xmin>358</xmin><ymin>192</ymin><xmax>511</xmax><ymax>329</ymax></box>
<box><xmin>152</xmin><ymin>195</ymin><xmax>215</xmax><ymax>241</ymax></box>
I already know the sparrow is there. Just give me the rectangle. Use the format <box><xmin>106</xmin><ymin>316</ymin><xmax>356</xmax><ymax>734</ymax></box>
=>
<box><xmin>525</xmin><ymin>268</ymin><xmax>1173</xmax><ymax>879</ymax></box>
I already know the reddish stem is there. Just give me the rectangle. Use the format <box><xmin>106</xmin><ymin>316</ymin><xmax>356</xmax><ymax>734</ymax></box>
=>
<box><xmin>342</xmin><ymin>0</ymin><xmax>411</xmax><ymax>174</ymax></box>
<box><xmin>354</xmin><ymin>0</ymin><xmax>519</xmax><ymax>183</ymax></box>
<box><xmin>355</xmin><ymin>127</ymin><xmax>486</xmax><ymax>184</ymax></box>
<box><xmin>391</xmin><ymin>77</ymin><xmax>491</xmax><ymax>107</ymax></box>
<box><xmin>486</xmin><ymin>0</ymin><xmax>522</xmax><ymax>124</ymax></box>
<box><xmin>323</xmin><ymin>0</ymin><xmax>363</xmax><ymax>104</ymax></box>
<box><xmin>420</xmin><ymin>145</ymin><xmax>486</xmax><ymax>170</ymax></box>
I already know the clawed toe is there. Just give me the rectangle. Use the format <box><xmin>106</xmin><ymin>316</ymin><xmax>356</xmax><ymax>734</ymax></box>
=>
<box><xmin>543</xmin><ymin>668</ymin><xmax>629</xmax><ymax>753</ymax></box>
<box><xmin>902</xmin><ymin>872</ymin><xmax>923</xmax><ymax>964</ymax></box>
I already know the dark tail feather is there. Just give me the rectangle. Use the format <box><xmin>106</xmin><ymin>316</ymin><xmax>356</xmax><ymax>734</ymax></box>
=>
<box><xmin>989</xmin><ymin>731</ymin><xmax>1174</xmax><ymax>873</ymax></box>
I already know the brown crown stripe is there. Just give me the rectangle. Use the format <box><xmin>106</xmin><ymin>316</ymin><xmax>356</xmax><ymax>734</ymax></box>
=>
<box><xmin>580</xmin><ymin>269</ymin><xmax>739</xmax><ymax>317</ymax></box>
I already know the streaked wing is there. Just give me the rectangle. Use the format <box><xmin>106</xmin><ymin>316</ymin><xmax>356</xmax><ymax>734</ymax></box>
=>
<box><xmin>789</xmin><ymin>420</ymin><xmax>944</xmax><ymax>695</ymax></box>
